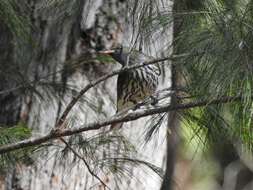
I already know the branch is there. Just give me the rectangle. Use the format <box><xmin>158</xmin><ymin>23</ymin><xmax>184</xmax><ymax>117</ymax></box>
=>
<box><xmin>0</xmin><ymin>95</ymin><xmax>242</xmax><ymax>154</ymax></box>
<box><xmin>55</xmin><ymin>53</ymin><xmax>187</xmax><ymax>129</ymax></box>
<box><xmin>60</xmin><ymin>138</ymin><xmax>110</xmax><ymax>190</ymax></box>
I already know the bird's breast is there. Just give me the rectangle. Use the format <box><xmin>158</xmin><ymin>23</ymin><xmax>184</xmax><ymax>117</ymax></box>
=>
<box><xmin>117</xmin><ymin>64</ymin><xmax>160</xmax><ymax>110</ymax></box>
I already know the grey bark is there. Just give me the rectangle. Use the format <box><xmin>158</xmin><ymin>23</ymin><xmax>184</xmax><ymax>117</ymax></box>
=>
<box><xmin>160</xmin><ymin>67</ymin><xmax>180</xmax><ymax>190</ymax></box>
<box><xmin>160</xmin><ymin>0</ymin><xmax>183</xmax><ymax>189</ymax></box>
<box><xmin>0</xmin><ymin>0</ymin><xmax>172</xmax><ymax>189</ymax></box>
<box><xmin>0</xmin><ymin>24</ymin><xmax>22</xmax><ymax>126</ymax></box>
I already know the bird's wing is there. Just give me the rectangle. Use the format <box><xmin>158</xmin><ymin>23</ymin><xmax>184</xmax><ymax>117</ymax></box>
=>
<box><xmin>117</xmin><ymin>71</ymin><xmax>129</xmax><ymax>111</ymax></box>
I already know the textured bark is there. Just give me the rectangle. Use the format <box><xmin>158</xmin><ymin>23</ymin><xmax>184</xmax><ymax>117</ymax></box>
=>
<box><xmin>160</xmin><ymin>0</ymin><xmax>183</xmax><ymax>189</ymax></box>
<box><xmin>0</xmin><ymin>0</ymin><xmax>172</xmax><ymax>189</ymax></box>
<box><xmin>160</xmin><ymin>68</ymin><xmax>180</xmax><ymax>190</ymax></box>
<box><xmin>0</xmin><ymin>24</ymin><xmax>22</xmax><ymax>126</ymax></box>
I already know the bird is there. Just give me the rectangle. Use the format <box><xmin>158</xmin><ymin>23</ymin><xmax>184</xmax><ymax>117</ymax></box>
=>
<box><xmin>100</xmin><ymin>45</ymin><xmax>161</xmax><ymax>129</ymax></box>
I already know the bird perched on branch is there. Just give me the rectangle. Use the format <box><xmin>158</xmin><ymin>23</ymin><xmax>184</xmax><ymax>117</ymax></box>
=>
<box><xmin>100</xmin><ymin>45</ymin><xmax>160</xmax><ymax>129</ymax></box>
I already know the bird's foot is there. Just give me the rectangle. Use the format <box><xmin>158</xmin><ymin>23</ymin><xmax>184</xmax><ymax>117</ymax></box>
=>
<box><xmin>150</xmin><ymin>95</ymin><xmax>158</xmax><ymax>105</ymax></box>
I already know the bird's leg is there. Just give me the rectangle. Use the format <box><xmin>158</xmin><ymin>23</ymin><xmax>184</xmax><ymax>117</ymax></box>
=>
<box><xmin>131</xmin><ymin>100</ymin><xmax>140</xmax><ymax>111</ymax></box>
<box><xmin>150</xmin><ymin>95</ymin><xmax>158</xmax><ymax>105</ymax></box>
<box><xmin>126</xmin><ymin>54</ymin><xmax>130</xmax><ymax>67</ymax></box>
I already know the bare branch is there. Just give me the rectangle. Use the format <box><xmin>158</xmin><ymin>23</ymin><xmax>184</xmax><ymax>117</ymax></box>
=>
<box><xmin>0</xmin><ymin>94</ymin><xmax>242</xmax><ymax>154</ymax></box>
<box><xmin>60</xmin><ymin>138</ymin><xmax>110</xmax><ymax>190</ymax></box>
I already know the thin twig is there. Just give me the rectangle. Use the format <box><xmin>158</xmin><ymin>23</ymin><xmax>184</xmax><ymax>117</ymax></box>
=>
<box><xmin>60</xmin><ymin>138</ymin><xmax>110</xmax><ymax>190</ymax></box>
<box><xmin>0</xmin><ymin>94</ymin><xmax>243</xmax><ymax>154</ymax></box>
<box><xmin>97</xmin><ymin>157</ymin><xmax>164</xmax><ymax>178</ymax></box>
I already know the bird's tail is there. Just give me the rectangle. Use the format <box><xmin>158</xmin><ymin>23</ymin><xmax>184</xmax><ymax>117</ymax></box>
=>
<box><xmin>110</xmin><ymin>122</ymin><xmax>124</xmax><ymax>130</ymax></box>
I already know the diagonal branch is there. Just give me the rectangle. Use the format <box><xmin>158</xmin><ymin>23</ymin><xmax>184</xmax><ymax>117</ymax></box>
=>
<box><xmin>0</xmin><ymin>94</ymin><xmax>242</xmax><ymax>154</ymax></box>
<box><xmin>60</xmin><ymin>137</ymin><xmax>110</xmax><ymax>190</ymax></box>
<box><xmin>55</xmin><ymin>53</ymin><xmax>187</xmax><ymax>129</ymax></box>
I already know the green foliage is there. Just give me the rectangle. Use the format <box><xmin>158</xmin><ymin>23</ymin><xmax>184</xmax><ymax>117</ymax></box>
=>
<box><xmin>0</xmin><ymin>123</ymin><xmax>33</xmax><ymax>173</ymax></box>
<box><xmin>135</xmin><ymin>0</ymin><xmax>253</xmax><ymax>153</ymax></box>
<box><xmin>55</xmin><ymin>132</ymin><xmax>163</xmax><ymax>185</ymax></box>
<box><xmin>0</xmin><ymin>122</ymin><xmax>31</xmax><ymax>140</ymax></box>
<box><xmin>4</xmin><ymin>0</ymin><xmax>253</xmax><ymax>187</ymax></box>
<box><xmin>96</xmin><ymin>54</ymin><xmax>117</xmax><ymax>64</ymax></box>
<box><xmin>171</xmin><ymin>0</ymin><xmax>253</xmax><ymax>152</ymax></box>
<box><xmin>0</xmin><ymin>0</ymin><xmax>31</xmax><ymax>40</ymax></box>
<box><xmin>144</xmin><ymin>113</ymin><xmax>167</xmax><ymax>144</ymax></box>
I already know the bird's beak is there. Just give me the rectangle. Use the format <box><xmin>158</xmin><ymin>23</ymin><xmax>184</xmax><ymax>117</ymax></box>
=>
<box><xmin>99</xmin><ymin>50</ymin><xmax>115</xmax><ymax>55</ymax></box>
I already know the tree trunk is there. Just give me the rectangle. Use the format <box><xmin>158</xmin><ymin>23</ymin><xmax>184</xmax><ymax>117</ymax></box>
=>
<box><xmin>160</xmin><ymin>0</ymin><xmax>184</xmax><ymax>189</ymax></box>
<box><xmin>160</xmin><ymin>66</ymin><xmax>180</xmax><ymax>190</ymax></box>
<box><xmin>0</xmin><ymin>23</ymin><xmax>22</xmax><ymax>126</ymax></box>
<box><xmin>0</xmin><ymin>0</ymin><xmax>172</xmax><ymax>189</ymax></box>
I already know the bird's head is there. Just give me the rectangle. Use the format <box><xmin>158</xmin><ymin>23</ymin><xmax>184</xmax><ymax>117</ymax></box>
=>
<box><xmin>99</xmin><ymin>45</ymin><xmax>131</xmax><ymax>66</ymax></box>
